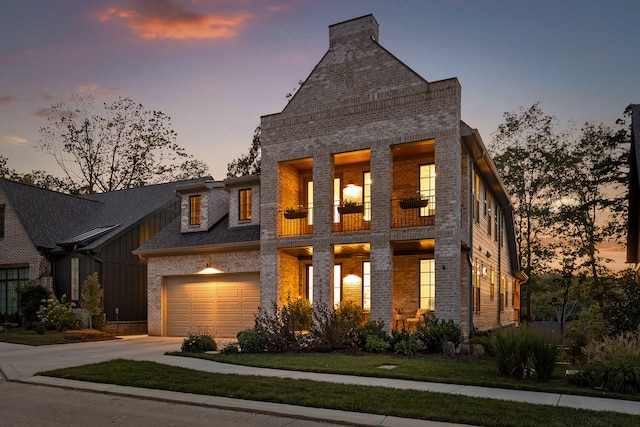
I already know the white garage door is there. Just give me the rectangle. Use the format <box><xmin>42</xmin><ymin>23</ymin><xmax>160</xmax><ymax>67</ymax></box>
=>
<box><xmin>165</xmin><ymin>274</ymin><xmax>260</xmax><ymax>338</ymax></box>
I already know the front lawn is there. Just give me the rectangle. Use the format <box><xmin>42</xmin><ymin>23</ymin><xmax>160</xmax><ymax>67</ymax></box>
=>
<box><xmin>179</xmin><ymin>351</ymin><xmax>640</xmax><ymax>401</ymax></box>
<box><xmin>40</xmin><ymin>359</ymin><xmax>640</xmax><ymax>427</ymax></box>
<box><xmin>0</xmin><ymin>328</ymin><xmax>117</xmax><ymax>345</ymax></box>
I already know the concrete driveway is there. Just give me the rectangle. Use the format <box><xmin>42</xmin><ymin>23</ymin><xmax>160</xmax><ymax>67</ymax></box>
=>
<box><xmin>0</xmin><ymin>335</ymin><xmax>185</xmax><ymax>380</ymax></box>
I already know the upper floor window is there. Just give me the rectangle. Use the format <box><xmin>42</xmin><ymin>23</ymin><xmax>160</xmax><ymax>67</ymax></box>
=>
<box><xmin>472</xmin><ymin>169</ymin><xmax>481</xmax><ymax>223</ymax></box>
<box><xmin>363</xmin><ymin>172</ymin><xmax>371</xmax><ymax>221</ymax></box>
<box><xmin>0</xmin><ymin>204</ymin><xmax>5</xmax><ymax>238</ymax></box>
<box><xmin>239</xmin><ymin>189</ymin><xmax>252</xmax><ymax>221</ymax></box>
<box><xmin>189</xmin><ymin>195</ymin><xmax>201</xmax><ymax>226</ymax></box>
<box><xmin>419</xmin><ymin>164</ymin><xmax>436</xmax><ymax>217</ymax></box>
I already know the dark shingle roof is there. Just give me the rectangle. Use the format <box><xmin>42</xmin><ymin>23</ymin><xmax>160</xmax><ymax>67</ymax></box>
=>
<box><xmin>135</xmin><ymin>214</ymin><xmax>260</xmax><ymax>254</ymax></box>
<box><xmin>0</xmin><ymin>178</ymin><xmax>100</xmax><ymax>249</ymax></box>
<box><xmin>1</xmin><ymin>177</ymin><xmax>212</xmax><ymax>252</ymax></box>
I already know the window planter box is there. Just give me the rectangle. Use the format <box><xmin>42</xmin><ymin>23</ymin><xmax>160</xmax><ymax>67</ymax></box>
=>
<box><xmin>284</xmin><ymin>211</ymin><xmax>308</xmax><ymax>219</ymax></box>
<box><xmin>338</xmin><ymin>204</ymin><xmax>364</xmax><ymax>215</ymax></box>
<box><xmin>400</xmin><ymin>198</ymin><xmax>428</xmax><ymax>209</ymax></box>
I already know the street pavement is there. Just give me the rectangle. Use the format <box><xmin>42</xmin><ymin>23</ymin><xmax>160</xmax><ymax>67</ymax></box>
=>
<box><xmin>1</xmin><ymin>335</ymin><xmax>639</xmax><ymax>426</ymax></box>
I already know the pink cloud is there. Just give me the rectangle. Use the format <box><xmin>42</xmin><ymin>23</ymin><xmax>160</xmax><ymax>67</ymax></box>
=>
<box><xmin>76</xmin><ymin>83</ymin><xmax>120</xmax><ymax>96</ymax></box>
<box><xmin>96</xmin><ymin>0</ymin><xmax>253</xmax><ymax>40</ymax></box>
<box><xmin>0</xmin><ymin>96</ymin><xmax>17</xmax><ymax>105</ymax></box>
<box><xmin>1</xmin><ymin>135</ymin><xmax>28</xmax><ymax>145</ymax></box>
<box><xmin>1</xmin><ymin>50</ymin><xmax>32</xmax><ymax>63</ymax></box>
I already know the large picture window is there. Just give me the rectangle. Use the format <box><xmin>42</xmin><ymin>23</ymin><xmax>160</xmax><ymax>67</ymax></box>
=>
<box><xmin>239</xmin><ymin>189</ymin><xmax>252</xmax><ymax>221</ymax></box>
<box><xmin>419</xmin><ymin>259</ymin><xmax>435</xmax><ymax>310</ymax></box>
<box><xmin>0</xmin><ymin>267</ymin><xmax>28</xmax><ymax>314</ymax></box>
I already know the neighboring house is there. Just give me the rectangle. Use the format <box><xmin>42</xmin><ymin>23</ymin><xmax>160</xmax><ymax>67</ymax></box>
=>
<box><xmin>137</xmin><ymin>15</ymin><xmax>525</xmax><ymax>338</ymax></box>
<box><xmin>0</xmin><ymin>177</ymin><xmax>204</xmax><ymax>330</ymax></box>
<box><xmin>628</xmin><ymin>104</ymin><xmax>640</xmax><ymax>281</ymax></box>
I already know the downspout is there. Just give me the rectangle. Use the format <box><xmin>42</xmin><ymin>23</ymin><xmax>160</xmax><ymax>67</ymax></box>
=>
<box><xmin>467</xmin><ymin>148</ymin><xmax>485</xmax><ymax>336</ymax></box>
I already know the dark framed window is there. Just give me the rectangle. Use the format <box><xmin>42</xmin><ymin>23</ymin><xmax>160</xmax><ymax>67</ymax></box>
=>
<box><xmin>0</xmin><ymin>266</ymin><xmax>29</xmax><ymax>314</ymax></box>
<box><xmin>0</xmin><ymin>204</ymin><xmax>5</xmax><ymax>238</ymax></box>
<box><xmin>239</xmin><ymin>189</ymin><xmax>252</xmax><ymax>221</ymax></box>
<box><xmin>189</xmin><ymin>195</ymin><xmax>201</xmax><ymax>226</ymax></box>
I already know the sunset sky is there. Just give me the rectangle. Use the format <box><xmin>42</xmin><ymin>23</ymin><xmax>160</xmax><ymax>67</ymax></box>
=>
<box><xmin>2</xmin><ymin>0</ymin><xmax>638</xmax><ymax>178</ymax></box>
<box><xmin>1</xmin><ymin>0</ymin><xmax>637</xmax><ymax>269</ymax></box>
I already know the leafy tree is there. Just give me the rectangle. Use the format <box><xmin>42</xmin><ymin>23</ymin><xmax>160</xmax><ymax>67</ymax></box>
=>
<box><xmin>489</xmin><ymin>103</ymin><xmax>561</xmax><ymax>320</ymax></box>
<box><xmin>38</xmin><ymin>95</ymin><xmax>208</xmax><ymax>194</ymax></box>
<box><xmin>552</xmin><ymin>120</ymin><xmax>629</xmax><ymax>309</ymax></box>
<box><xmin>601</xmin><ymin>268</ymin><xmax>640</xmax><ymax>335</ymax></box>
<box><xmin>226</xmin><ymin>125</ymin><xmax>261</xmax><ymax>178</ymax></box>
<box><xmin>0</xmin><ymin>155</ymin><xmax>71</xmax><ymax>192</ymax></box>
<box><xmin>80</xmin><ymin>272</ymin><xmax>104</xmax><ymax>329</ymax></box>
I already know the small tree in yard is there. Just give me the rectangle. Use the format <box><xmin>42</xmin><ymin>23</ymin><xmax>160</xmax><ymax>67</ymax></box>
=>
<box><xmin>81</xmin><ymin>272</ymin><xmax>104</xmax><ymax>329</ymax></box>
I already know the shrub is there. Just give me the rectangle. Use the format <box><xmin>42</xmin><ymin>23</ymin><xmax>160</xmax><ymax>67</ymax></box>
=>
<box><xmin>237</xmin><ymin>328</ymin><xmax>265</xmax><ymax>353</ymax></box>
<box><xmin>34</xmin><ymin>323</ymin><xmax>46</xmax><ymax>335</ymax></box>
<box><xmin>288</xmin><ymin>297</ymin><xmax>313</xmax><ymax>331</ymax></box>
<box><xmin>310</xmin><ymin>301</ymin><xmax>363</xmax><ymax>351</ymax></box>
<box><xmin>37</xmin><ymin>295</ymin><xmax>81</xmax><ymax>331</ymax></box>
<box><xmin>354</xmin><ymin>320</ymin><xmax>388</xmax><ymax>350</ymax></box>
<box><xmin>365</xmin><ymin>334</ymin><xmax>388</xmax><ymax>353</ymax></box>
<box><xmin>221</xmin><ymin>344</ymin><xmax>239</xmax><ymax>354</ymax></box>
<box><xmin>584</xmin><ymin>330</ymin><xmax>640</xmax><ymax>394</ymax></box>
<box><xmin>181</xmin><ymin>334</ymin><xmax>217</xmax><ymax>353</ymax></box>
<box><xmin>391</xmin><ymin>329</ymin><xmax>418</xmax><ymax>356</ymax></box>
<box><xmin>494</xmin><ymin>327</ymin><xmax>532</xmax><ymax>379</ymax></box>
<box><xmin>17</xmin><ymin>282</ymin><xmax>51</xmax><ymax>324</ymax></box>
<box><xmin>494</xmin><ymin>326</ymin><xmax>558</xmax><ymax>382</ymax></box>
<box><xmin>529</xmin><ymin>334</ymin><xmax>558</xmax><ymax>382</ymax></box>
<box><xmin>416</xmin><ymin>316</ymin><xmax>463</xmax><ymax>353</ymax></box>
<box><xmin>469</xmin><ymin>335</ymin><xmax>494</xmax><ymax>356</ymax></box>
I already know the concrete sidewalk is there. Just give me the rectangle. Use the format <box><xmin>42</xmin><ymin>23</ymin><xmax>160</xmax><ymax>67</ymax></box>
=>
<box><xmin>1</xmin><ymin>335</ymin><xmax>639</xmax><ymax>426</ymax></box>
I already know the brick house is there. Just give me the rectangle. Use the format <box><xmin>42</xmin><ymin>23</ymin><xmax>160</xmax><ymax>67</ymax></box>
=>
<box><xmin>136</xmin><ymin>15</ymin><xmax>525</xmax><ymax>337</ymax></box>
<box><xmin>0</xmin><ymin>177</ymin><xmax>202</xmax><ymax>331</ymax></box>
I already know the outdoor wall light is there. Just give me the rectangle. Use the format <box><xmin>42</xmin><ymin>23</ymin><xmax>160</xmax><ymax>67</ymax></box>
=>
<box><xmin>198</xmin><ymin>263</ymin><xmax>222</xmax><ymax>274</ymax></box>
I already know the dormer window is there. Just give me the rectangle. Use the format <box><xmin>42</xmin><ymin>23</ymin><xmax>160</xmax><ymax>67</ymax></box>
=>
<box><xmin>239</xmin><ymin>189</ymin><xmax>252</xmax><ymax>221</ymax></box>
<box><xmin>189</xmin><ymin>195</ymin><xmax>201</xmax><ymax>226</ymax></box>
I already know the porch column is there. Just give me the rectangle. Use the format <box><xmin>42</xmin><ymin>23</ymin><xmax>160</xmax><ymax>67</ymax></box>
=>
<box><xmin>370</xmin><ymin>240</ymin><xmax>393</xmax><ymax>331</ymax></box>
<box><xmin>312</xmin><ymin>149</ymin><xmax>334</xmax><ymax>310</ymax></box>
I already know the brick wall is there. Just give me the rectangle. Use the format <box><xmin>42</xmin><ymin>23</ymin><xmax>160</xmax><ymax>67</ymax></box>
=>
<box><xmin>146</xmin><ymin>249</ymin><xmax>259</xmax><ymax>335</ymax></box>
<box><xmin>0</xmin><ymin>188</ymin><xmax>48</xmax><ymax>283</ymax></box>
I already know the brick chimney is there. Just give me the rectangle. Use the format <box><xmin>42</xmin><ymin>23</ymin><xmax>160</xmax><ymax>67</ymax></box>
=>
<box><xmin>329</xmin><ymin>14</ymin><xmax>379</xmax><ymax>47</ymax></box>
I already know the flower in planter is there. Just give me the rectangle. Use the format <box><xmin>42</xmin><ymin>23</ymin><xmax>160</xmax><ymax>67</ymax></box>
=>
<box><xmin>400</xmin><ymin>193</ymin><xmax>428</xmax><ymax>209</ymax></box>
<box><xmin>284</xmin><ymin>205</ymin><xmax>307</xmax><ymax>219</ymax></box>
<box><xmin>338</xmin><ymin>200</ymin><xmax>363</xmax><ymax>214</ymax></box>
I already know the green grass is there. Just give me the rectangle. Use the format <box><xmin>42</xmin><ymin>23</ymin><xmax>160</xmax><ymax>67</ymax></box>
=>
<box><xmin>0</xmin><ymin>329</ymin><xmax>116</xmax><ymax>345</ymax></box>
<box><xmin>40</xmin><ymin>359</ymin><xmax>639</xmax><ymax>427</ymax></box>
<box><xmin>179</xmin><ymin>351</ymin><xmax>640</xmax><ymax>401</ymax></box>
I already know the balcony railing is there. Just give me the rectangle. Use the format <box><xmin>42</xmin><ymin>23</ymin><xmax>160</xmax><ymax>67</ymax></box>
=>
<box><xmin>392</xmin><ymin>198</ymin><xmax>434</xmax><ymax>228</ymax></box>
<box><xmin>333</xmin><ymin>203</ymin><xmax>370</xmax><ymax>232</ymax></box>
<box><xmin>280</xmin><ymin>209</ymin><xmax>313</xmax><ymax>237</ymax></box>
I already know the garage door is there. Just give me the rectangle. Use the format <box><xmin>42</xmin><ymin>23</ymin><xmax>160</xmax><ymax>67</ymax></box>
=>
<box><xmin>165</xmin><ymin>274</ymin><xmax>260</xmax><ymax>337</ymax></box>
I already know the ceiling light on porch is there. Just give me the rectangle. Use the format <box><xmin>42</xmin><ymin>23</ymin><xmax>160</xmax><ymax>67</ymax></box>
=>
<box><xmin>198</xmin><ymin>263</ymin><xmax>222</xmax><ymax>274</ymax></box>
<box><xmin>343</xmin><ymin>182</ymin><xmax>362</xmax><ymax>203</ymax></box>
<box><xmin>344</xmin><ymin>273</ymin><xmax>361</xmax><ymax>285</ymax></box>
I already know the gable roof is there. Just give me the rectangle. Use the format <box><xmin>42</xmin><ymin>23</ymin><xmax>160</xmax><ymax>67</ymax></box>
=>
<box><xmin>0</xmin><ymin>178</ymin><xmax>100</xmax><ymax>250</ymax></box>
<box><xmin>1</xmin><ymin>177</ymin><xmax>212</xmax><ymax>253</ymax></box>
